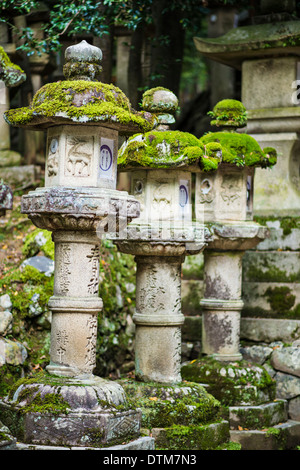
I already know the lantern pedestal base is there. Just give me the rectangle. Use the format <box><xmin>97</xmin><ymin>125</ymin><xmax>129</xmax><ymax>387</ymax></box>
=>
<box><xmin>0</xmin><ymin>374</ymin><xmax>145</xmax><ymax>449</ymax></box>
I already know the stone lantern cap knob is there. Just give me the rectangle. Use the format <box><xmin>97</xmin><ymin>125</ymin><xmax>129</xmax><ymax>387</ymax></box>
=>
<box><xmin>201</xmin><ymin>98</ymin><xmax>277</xmax><ymax>169</ymax></box>
<box><xmin>63</xmin><ymin>40</ymin><xmax>103</xmax><ymax>81</ymax></box>
<box><xmin>208</xmin><ymin>99</ymin><xmax>248</xmax><ymax>129</ymax></box>
<box><xmin>142</xmin><ymin>87</ymin><xmax>178</xmax><ymax>126</ymax></box>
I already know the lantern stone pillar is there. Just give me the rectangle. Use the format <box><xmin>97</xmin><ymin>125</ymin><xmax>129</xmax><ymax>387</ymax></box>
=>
<box><xmin>0</xmin><ymin>40</ymin><xmax>156</xmax><ymax>450</ymax></box>
<box><xmin>115</xmin><ymin>87</ymin><xmax>224</xmax><ymax>383</ymax></box>
<box><xmin>194</xmin><ymin>100</ymin><xmax>276</xmax><ymax>362</ymax></box>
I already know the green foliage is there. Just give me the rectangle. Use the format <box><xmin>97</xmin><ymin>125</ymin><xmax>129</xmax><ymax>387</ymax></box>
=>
<box><xmin>95</xmin><ymin>239</ymin><xmax>137</xmax><ymax>377</ymax></box>
<box><xmin>22</xmin><ymin>228</ymin><xmax>54</xmax><ymax>260</ymax></box>
<box><xmin>0</xmin><ymin>0</ymin><xmax>208</xmax><ymax>57</ymax></box>
<box><xmin>0</xmin><ymin>225</ymin><xmax>137</xmax><ymax>378</ymax></box>
<box><xmin>0</xmin><ymin>264</ymin><xmax>54</xmax><ymax>319</ymax></box>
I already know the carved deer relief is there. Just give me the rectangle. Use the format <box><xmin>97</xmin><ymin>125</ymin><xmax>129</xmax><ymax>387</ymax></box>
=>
<box><xmin>65</xmin><ymin>136</ymin><xmax>93</xmax><ymax>177</ymax></box>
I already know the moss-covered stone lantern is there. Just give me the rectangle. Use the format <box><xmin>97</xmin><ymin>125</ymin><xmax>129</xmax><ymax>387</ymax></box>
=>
<box><xmin>194</xmin><ymin>99</ymin><xmax>277</xmax><ymax>362</ymax></box>
<box><xmin>0</xmin><ymin>40</ymin><xmax>155</xmax><ymax>450</ymax></box>
<box><xmin>114</xmin><ymin>87</ymin><xmax>221</xmax><ymax>384</ymax></box>
<box><xmin>0</xmin><ymin>46</ymin><xmax>26</xmax><ymax>168</ymax></box>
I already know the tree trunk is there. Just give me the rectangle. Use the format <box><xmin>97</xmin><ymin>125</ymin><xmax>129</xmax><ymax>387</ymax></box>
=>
<box><xmin>150</xmin><ymin>1</ymin><xmax>185</xmax><ymax>97</ymax></box>
<box><xmin>128</xmin><ymin>23</ymin><xmax>144</xmax><ymax>109</ymax></box>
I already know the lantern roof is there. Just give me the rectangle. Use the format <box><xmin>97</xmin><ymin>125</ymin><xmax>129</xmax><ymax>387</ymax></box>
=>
<box><xmin>4</xmin><ymin>40</ymin><xmax>156</xmax><ymax>135</ymax></box>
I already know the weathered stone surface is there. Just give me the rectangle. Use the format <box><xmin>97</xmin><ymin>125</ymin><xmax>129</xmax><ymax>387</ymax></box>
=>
<box><xmin>229</xmin><ymin>400</ymin><xmax>288</xmax><ymax>430</ymax></box>
<box><xmin>254</xmin><ymin>225</ymin><xmax>300</xmax><ymax>251</ymax></box>
<box><xmin>181</xmin><ymin>359</ymin><xmax>276</xmax><ymax>406</ymax></box>
<box><xmin>243</xmin><ymin>250</ymin><xmax>300</xmax><ymax>283</ymax></box>
<box><xmin>0</xmin><ymin>420</ymin><xmax>17</xmax><ymax>450</ymax></box>
<box><xmin>0</xmin><ymin>149</ymin><xmax>22</xmax><ymax>167</ymax></box>
<box><xmin>21</xmin><ymin>255</ymin><xmax>54</xmax><ymax>277</ymax></box>
<box><xmin>194</xmin><ymin>21</ymin><xmax>300</xmax><ymax>70</ymax></box>
<box><xmin>271</xmin><ymin>346</ymin><xmax>300</xmax><ymax>377</ymax></box>
<box><xmin>0</xmin><ymin>338</ymin><xmax>28</xmax><ymax>366</ymax></box>
<box><xmin>0</xmin><ymin>376</ymin><xmax>143</xmax><ymax>447</ymax></box>
<box><xmin>289</xmin><ymin>396</ymin><xmax>300</xmax><ymax>421</ymax></box>
<box><xmin>0</xmin><ymin>165</ymin><xmax>39</xmax><ymax>186</ymax></box>
<box><xmin>230</xmin><ymin>420</ymin><xmax>300</xmax><ymax>450</ymax></box>
<box><xmin>16</xmin><ymin>436</ymin><xmax>155</xmax><ymax>450</ymax></box>
<box><xmin>275</xmin><ymin>371</ymin><xmax>300</xmax><ymax>399</ymax></box>
<box><xmin>151</xmin><ymin>420</ymin><xmax>230</xmax><ymax>450</ymax></box>
<box><xmin>240</xmin><ymin>318</ymin><xmax>300</xmax><ymax>343</ymax></box>
<box><xmin>1</xmin><ymin>404</ymin><xmax>141</xmax><ymax>448</ymax></box>
<box><xmin>0</xmin><ymin>293</ymin><xmax>12</xmax><ymax>311</ymax></box>
<box><xmin>21</xmin><ymin>186</ymin><xmax>140</xmax><ymax>232</ymax></box>
<box><xmin>240</xmin><ymin>344</ymin><xmax>273</xmax><ymax>365</ymax></box>
<box><xmin>242</xmin><ymin>281</ymin><xmax>300</xmax><ymax>317</ymax></box>
<box><xmin>0</xmin><ymin>310</ymin><xmax>13</xmax><ymax>336</ymax></box>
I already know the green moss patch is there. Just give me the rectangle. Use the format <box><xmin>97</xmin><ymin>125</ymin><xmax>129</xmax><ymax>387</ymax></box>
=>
<box><xmin>5</xmin><ymin>80</ymin><xmax>155</xmax><ymax>133</ymax></box>
<box><xmin>181</xmin><ymin>357</ymin><xmax>276</xmax><ymax>407</ymax></box>
<box><xmin>120</xmin><ymin>379</ymin><xmax>222</xmax><ymax>430</ymax></box>
<box><xmin>208</xmin><ymin>99</ymin><xmax>248</xmax><ymax>128</ymax></box>
<box><xmin>200</xmin><ymin>131</ymin><xmax>276</xmax><ymax>168</ymax></box>
<box><xmin>154</xmin><ymin>420</ymin><xmax>230</xmax><ymax>450</ymax></box>
<box><xmin>142</xmin><ymin>86</ymin><xmax>178</xmax><ymax>114</ymax></box>
<box><xmin>118</xmin><ymin>130</ymin><xmax>221</xmax><ymax>170</ymax></box>
<box><xmin>264</xmin><ymin>286</ymin><xmax>296</xmax><ymax>313</ymax></box>
<box><xmin>0</xmin><ymin>46</ymin><xmax>26</xmax><ymax>87</ymax></box>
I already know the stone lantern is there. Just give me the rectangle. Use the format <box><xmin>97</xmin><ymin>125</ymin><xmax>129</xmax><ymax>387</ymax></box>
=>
<box><xmin>0</xmin><ymin>40</ymin><xmax>156</xmax><ymax>449</ymax></box>
<box><xmin>114</xmin><ymin>87</ymin><xmax>222</xmax><ymax>384</ymax></box>
<box><xmin>194</xmin><ymin>99</ymin><xmax>277</xmax><ymax>361</ymax></box>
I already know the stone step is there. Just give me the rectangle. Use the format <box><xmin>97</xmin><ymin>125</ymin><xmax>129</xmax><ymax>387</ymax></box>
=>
<box><xmin>15</xmin><ymin>436</ymin><xmax>155</xmax><ymax>451</ymax></box>
<box><xmin>230</xmin><ymin>420</ymin><xmax>300</xmax><ymax>450</ymax></box>
<box><xmin>229</xmin><ymin>400</ymin><xmax>288</xmax><ymax>430</ymax></box>
<box><xmin>151</xmin><ymin>420</ymin><xmax>230</xmax><ymax>450</ymax></box>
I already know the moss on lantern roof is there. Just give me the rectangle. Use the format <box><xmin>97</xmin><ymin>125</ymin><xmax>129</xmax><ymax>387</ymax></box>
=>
<box><xmin>142</xmin><ymin>86</ymin><xmax>179</xmax><ymax>114</ymax></box>
<box><xmin>0</xmin><ymin>46</ymin><xmax>26</xmax><ymax>87</ymax></box>
<box><xmin>193</xmin><ymin>21</ymin><xmax>300</xmax><ymax>69</ymax></box>
<box><xmin>4</xmin><ymin>79</ymin><xmax>156</xmax><ymax>134</ymax></box>
<box><xmin>208</xmin><ymin>99</ymin><xmax>248</xmax><ymax>129</ymax></box>
<box><xmin>118</xmin><ymin>130</ymin><xmax>222</xmax><ymax>171</ymax></box>
<box><xmin>200</xmin><ymin>131</ymin><xmax>277</xmax><ymax>168</ymax></box>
